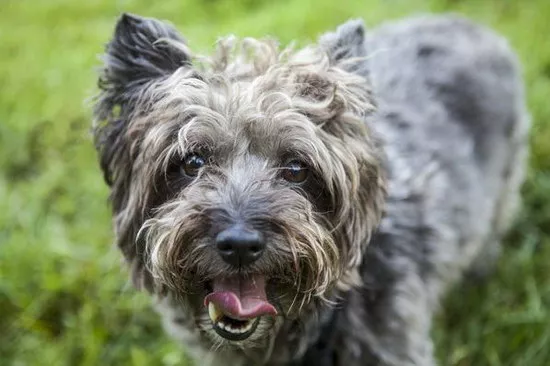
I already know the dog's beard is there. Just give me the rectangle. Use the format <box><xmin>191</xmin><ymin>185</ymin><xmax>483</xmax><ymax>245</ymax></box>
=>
<box><xmin>138</xmin><ymin>185</ymin><xmax>343</xmax><ymax>349</ymax></box>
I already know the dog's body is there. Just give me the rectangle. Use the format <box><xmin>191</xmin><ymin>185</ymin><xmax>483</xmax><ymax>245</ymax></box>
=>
<box><xmin>93</xmin><ymin>14</ymin><xmax>528</xmax><ymax>366</ymax></box>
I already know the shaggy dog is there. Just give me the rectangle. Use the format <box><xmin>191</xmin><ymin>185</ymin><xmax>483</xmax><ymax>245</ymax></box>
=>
<box><xmin>92</xmin><ymin>13</ymin><xmax>529</xmax><ymax>366</ymax></box>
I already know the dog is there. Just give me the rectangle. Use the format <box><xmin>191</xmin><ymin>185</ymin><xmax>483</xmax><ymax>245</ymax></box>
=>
<box><xmin>92</xmin><ymin>13</ymin><xmax>529</xmax><ymax>366</ymax></box>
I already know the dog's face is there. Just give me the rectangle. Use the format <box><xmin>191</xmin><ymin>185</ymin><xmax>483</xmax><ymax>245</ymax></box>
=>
<box><xmin>94</xmin><ymin>14</ymin><xmax>385</xmax><ymax>351</ymax></box>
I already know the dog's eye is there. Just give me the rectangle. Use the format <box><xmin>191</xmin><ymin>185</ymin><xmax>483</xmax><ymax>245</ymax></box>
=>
<box><xmin>282</xmin><ymin>161</ymin><xmax>308</xmax><ymax>183</ymax></box>
<box><xmin>182</xmin><ymin>154</ymin><xmax>206</xmax><ymax>177</ymax></box>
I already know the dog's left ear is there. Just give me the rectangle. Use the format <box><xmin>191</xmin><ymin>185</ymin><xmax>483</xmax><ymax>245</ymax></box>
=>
<box><xmin>94</xmin><ymin>13</ymin><xmax>191</xmax><ymax>188</ymax></box>
<box><xmin>318</xmin><ymin>19</ymin><xmax>369</xmax><ymax>75</ymax></box>
<box><xmin>293</xmin><ymin>19</ymin><xmax>371</xmax><ymax>120</ymax></box>
<box><xmin>314</xmin><ymin>20</ymin><xmax>386</xmax><ymax>287</ymax></box>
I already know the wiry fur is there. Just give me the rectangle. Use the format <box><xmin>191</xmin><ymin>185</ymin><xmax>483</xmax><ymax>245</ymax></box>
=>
<box><xmin>92</xmin><ymin>13</ymin><xmax>529</xmax><ymax>366</ymax></box>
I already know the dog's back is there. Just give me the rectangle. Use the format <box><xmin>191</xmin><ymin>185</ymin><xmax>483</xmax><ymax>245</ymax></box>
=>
<box><xmin>366</xmin><ymin>15</ymin><xmax>529</xmax><ymax>276</ymax></box>
<box><xmin>313</xmin><ymin>15</ymin><xmax>529</xmax><ymax>365</ymax></box>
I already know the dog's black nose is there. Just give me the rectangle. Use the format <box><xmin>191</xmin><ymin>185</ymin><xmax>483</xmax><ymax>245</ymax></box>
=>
<box><xmin>215</xmin><ymin>225</ymin><xmax>265</xmax><ymax>267</ymax></box>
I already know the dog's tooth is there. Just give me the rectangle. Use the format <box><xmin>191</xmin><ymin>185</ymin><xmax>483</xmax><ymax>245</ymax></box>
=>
<box><xmin>242</xmin><ymin>321</ymin><xmax>252</xmax><ymax>332</ymax></box>
<box><xmin>213</xmin><ymin>315</ymin><xmax>257</xmax><ymax>335</ymax></box>
<box><xmin>208</xmin><ymin>302</ymin><xmax>222</xmax><ymax>323</ymax></box>
<box><xmin>245</xmin><ymin>321</ymin><xmax>254</xmax><ymax>332</ymax></box>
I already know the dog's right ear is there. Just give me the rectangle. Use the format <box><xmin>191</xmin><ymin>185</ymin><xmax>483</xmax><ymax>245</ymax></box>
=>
<box><xmin>95</xmin><ymin>13</ymin><xmax>190</xmax><ymax>121</ymax></box>
<box><xmin>93</xmin><ymin>13</ymin><xmax>190</xmax><ymax>189</ymax></box>
<box><xmin>93</xmin><ymin>14</ymin><xmax>191</xmax><ymax>291</ymax></box>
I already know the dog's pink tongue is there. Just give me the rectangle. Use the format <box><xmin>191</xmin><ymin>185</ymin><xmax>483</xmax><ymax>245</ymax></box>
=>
<box><xmin>204</xmin><ymin>275</ymin><xmax>277</xmax><ymax>319</ymax></box>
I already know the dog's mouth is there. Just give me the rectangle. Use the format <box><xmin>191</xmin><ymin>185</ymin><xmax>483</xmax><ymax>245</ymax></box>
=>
<box><xmin>204</xmin><ymin>274</ymin><xmax>277</xmax><ymax>341</ymax></box>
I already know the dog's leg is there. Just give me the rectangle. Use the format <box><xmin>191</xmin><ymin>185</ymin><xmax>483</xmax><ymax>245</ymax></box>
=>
<box><xmin>349</xmin><ymin>247</ymin><xmax>437</xmax><ymax>366</ymax></box>
<box><xmin>377</xmin><ymin>275</ymin><xmax>436</xmax><ymax>366</ymax></box>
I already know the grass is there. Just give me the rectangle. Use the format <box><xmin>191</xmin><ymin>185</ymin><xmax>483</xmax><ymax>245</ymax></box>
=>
<box><xmin>1</xmin><ymin>0</ymin><xmax>549</xmax><ymax>365</ymax></box>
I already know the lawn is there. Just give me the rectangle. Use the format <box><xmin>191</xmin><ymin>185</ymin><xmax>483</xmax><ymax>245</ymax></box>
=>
<box><xmin>1</xmin><ymin>0</ymin><xmax>549</xmax><ymax>365</ymax></box>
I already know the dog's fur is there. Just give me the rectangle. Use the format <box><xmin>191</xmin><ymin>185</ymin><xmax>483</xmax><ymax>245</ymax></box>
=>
<box><xmin>92</xmin><ymin>13</ymin><xmax>529</xmax><ymax>366</ymax></box>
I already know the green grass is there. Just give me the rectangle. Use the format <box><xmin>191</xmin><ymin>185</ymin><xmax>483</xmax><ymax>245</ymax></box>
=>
<box><xmin>1</xmin><ymin>0</ymin><xmax>549</xmax><ymax>365</ymax></box>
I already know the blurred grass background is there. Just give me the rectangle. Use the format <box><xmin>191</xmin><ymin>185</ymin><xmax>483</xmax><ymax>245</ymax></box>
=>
<box><xmin>1</xmin><ymin>0</ymin><xmax>549</xmax><ymax>365</ymax></box>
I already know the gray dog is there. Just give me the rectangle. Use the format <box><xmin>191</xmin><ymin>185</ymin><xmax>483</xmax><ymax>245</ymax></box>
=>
<box><xmin>92</xmin><ymin>13</ymin><xmax>529</xmax><ymax>366</ymax></box>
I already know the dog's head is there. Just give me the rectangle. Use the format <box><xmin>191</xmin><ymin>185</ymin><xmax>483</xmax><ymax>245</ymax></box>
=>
<box><xmin>93</xmin><ymin>14</ymin><xmax>385</xmax><ymax>351</ymax></box>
